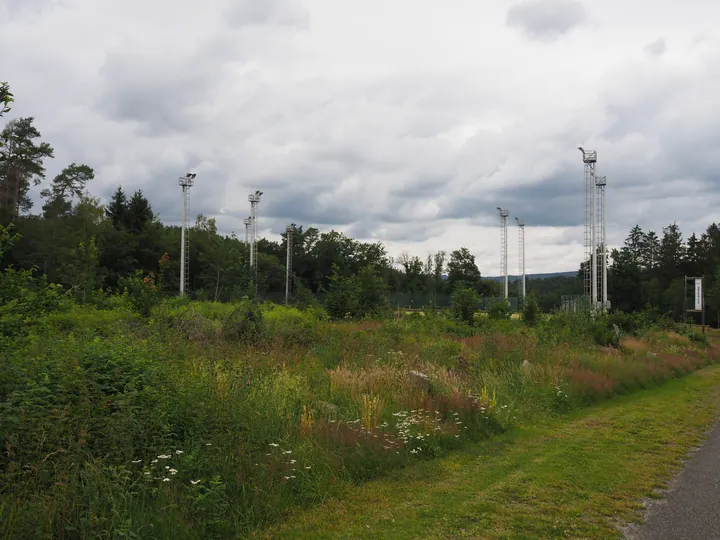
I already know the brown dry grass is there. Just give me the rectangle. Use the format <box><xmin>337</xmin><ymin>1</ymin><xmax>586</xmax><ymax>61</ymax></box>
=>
<box><xmin>620</xmin><ymin>337</ymin><xmax>650</xmax><ymax>354</ymax></box>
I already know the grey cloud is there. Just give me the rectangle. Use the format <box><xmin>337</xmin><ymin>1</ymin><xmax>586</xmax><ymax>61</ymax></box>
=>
<box><xmin>224</xmin><ymin>0</ymin><xmax>308</xmax><ymax>29</ymax></box>
<box><xmin>506</xmin><ymin>0</ymin><xmax>586</xmax><ymax>42</ymax></box>
<box><xmin>645</xmin><ymin>38</ymin><xmax>667</xmax><ymax>56</ymax></box>
<box><xmin>3</xmin><ymin>0</ymin><xmax>64</xmax><ymax>18</ymax></box>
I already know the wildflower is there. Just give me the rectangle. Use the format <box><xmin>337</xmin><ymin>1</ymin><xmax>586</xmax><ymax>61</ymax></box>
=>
<box><xmin>163</xmin><ymin>478</ymin><xmax>170</xmax><ymax>482</ymax></box>
<box><xmin>144</xmin><ymin>472</ymin><xmax>151</xmax><ymax>476</ymax></box>
<box><xmin>206</xmin><ymin>443</ymin><xmax>212</xmax><ymax>446</ymax></box>
<box><xmin>190</xmin><ymin>480</ymin><xmax>201</xmax><ymax>485</ymax></box>
<box><xmin>169</xmin><ymin>468</ymin><xmax>178</xmax><ymax>475</ymax></box>
<box><xmin>290</xmin><ymin>475</ymin><xmax>296</xmax><ymax>479</ymax></box>
<box><xmin>269</xmin><ymin>443</ymin><xmax>279</xmax><ymax>447</ymax></box>
<box><xmin>151</xmin><ymin>459</ymin><xmax>158</xmax><ymax>464</ymax></box>
<box><xmin>157</xmin><ymin>454</ymin><xmax>171</xmax><ymax>459</ymax></box>
<box><xmin>165</xmin><ymin>466</ymin><xmax>170</xmax><ymax>470</ymax></box>
<box><xmin>283</xmin><ymin>450</ymin><xmax>292</xmax><ymax>454</ymax></box>
<box><xmin>175</xmin><ymin>450</ymin><xmax>184</xmax><ymax>454</ymax></box>
<box><xmin>305</xmin><ymin>466</ymin><xmax>311</xmax><ymax>469</ymax></box>
<box><xmin>290</xmin><ymin>459</ymin><xmax>296</xmax><ymax>464</ymax></box>
<box><xmin>131</xmin><ymin>459</ymin><xmax>142</xmax><ymax>464</ymax></box>
<box><xmin>284</xmin><ymin>476</ymin><xmax>291</xmax><ymax>480</ymax></box>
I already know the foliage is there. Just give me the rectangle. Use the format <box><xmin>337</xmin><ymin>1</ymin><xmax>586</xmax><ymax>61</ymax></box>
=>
<box><xmin>451</xmin><ymin>285</ymin><xmax>478</xmax><ymax>325</ymax></box>
<box><xmin>488</xmin><ymin>298</ymin><xmax>511</xmax><ymax>320</ymax></box>
<box><xmin>0</xmin><ymin>81</ymin><xmax>12</xmax><ymax>119</ymax></box>
<box><xmin>521</xmin><ymin>291</ymin><xmax>541</xmax><ymax>326</ymax></box>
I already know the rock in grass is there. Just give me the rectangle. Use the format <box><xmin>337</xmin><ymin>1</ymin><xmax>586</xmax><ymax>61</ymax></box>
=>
<box><xmin>409</xmin><ymin>370</ymin><xmax>431</xmax><ymax>391</ymax></box>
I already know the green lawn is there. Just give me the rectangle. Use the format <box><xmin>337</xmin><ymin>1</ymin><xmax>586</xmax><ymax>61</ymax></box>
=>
<box><xmin>257</xmin><ymin>364</ymin><xmax>720</xmax><ymax>539</ymax></box>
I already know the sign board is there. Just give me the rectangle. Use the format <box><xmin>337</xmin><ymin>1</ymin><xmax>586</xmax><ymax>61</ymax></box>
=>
<box><xmin>695</xmin><ymin>278</ymin><xmax>703</xmax><ymax>311</ymax></box>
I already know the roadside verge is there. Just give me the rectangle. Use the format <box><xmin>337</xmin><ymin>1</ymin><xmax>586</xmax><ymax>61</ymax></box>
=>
<box><xmin>256</xmin><ymin>365</ymin><xmax>720</xmax><ymax>539</ymax></box>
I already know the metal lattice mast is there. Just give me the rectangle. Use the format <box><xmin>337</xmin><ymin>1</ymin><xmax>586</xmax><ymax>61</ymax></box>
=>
<box><xmin>285</xmin><ymin>224</ymin><xmax>295</xmax><ymax>305</ymax></box>
<box><xmin>497</xmin><ymin>207</ymin><xmax>509</xmax><ymax>300</ymax></box>
<box><xmin>596</xmin><ymin>175</ymin><xmax>607</xmax><ymax>310</ymax></box>
<box><xmin>248</xmin><ymin>190</ymin><xmax>263</xmax><ymax>296</ymax></box>
<box><xmin>243</xmin><ymin>217</ymin><xmax>251</xmax><ymax>246</ymax></box>
<box><xmin>178</xmin><ymin>172</ymin><xmax>196</xmax><ymax>296</ymax></box>
<box><xmin>516</xmin><ymin>217</ymin><xmax>526</xmax><ymax>302</ymax></box>
<box><xmin>579</xmin><ymin>147</ymin><xmax>597</xmax><ymax>309</ymax></box>
<box><xmin>248</xmin><ymin>191</ymin><xmax>262</xmax><ymax>269</ymax></box>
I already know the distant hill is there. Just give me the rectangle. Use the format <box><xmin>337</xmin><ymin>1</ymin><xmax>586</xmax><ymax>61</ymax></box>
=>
<box><xmin>439</xmin><ymin>271</ymin><xmax>578</xmax><ymax>282</ymax></box>
<box><xmin>482</xmin><ymin>271</ymin><xmax>578</xmax><ymax>282</ymax></box>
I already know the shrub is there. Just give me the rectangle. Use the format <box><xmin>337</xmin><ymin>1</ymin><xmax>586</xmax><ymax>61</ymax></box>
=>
<box><xmin>488</xmin><ymin>298</ymin><xmax>511</xmax><ymax>320</ymax></box>
<box><xmin>451</xmin><ymin>286</ymin><xmax>478</xmax><ymax>326</ymax></box>
<box><xmin>521</xmin><ymin>292</ymin><xmax>541</xmax><ymax>326</ymax></box>
<box><xmin>222</xmin><ymin>299</ymin><xmax>264</xmax><ymax>343</ymax></box>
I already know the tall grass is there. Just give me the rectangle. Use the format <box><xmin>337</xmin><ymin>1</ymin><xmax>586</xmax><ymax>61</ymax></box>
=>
<box><xmin>0</xmin><ymin>297</ymin><xmax>716</xmax><ymax>538</ymax></box>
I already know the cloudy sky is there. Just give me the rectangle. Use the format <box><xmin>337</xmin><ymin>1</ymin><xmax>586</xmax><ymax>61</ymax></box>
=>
<box><xmin>3</xmin><ymin>0</ymin><xmax>719</xmax><ymax>275</ymax></box>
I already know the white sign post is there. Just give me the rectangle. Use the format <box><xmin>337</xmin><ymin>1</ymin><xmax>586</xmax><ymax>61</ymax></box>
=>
<box><xmin>685</xmin><ymin>276</ymin><xmax>706</xmax><ymax>333</ymax></box>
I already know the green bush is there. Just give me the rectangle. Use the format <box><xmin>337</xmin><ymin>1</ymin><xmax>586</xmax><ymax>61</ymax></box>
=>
<box><xmin>451</xmin><ymin>286</ymin><xmax>478</xmax><ymax>325</ymax></box>
<box><xmin>488</xmin><ymin>298</ymin><xmax>511</xmax><ymax>320</ymax></box>
<box><xmin>521</xmin><ymin>292</ymin><xmax>541</xmax><ymax>326</ymax></box>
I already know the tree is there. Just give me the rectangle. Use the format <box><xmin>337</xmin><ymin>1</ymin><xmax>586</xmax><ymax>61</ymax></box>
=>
<box><xmin>41</xmin><ymin>163</ymin><xmax>94</xmax><ymax>218</ymax></box>
<box><xmin>658</xmin><ymin>223</ymin><xmax>685</xmax><ymax>288</ymax></box>
<box><xmin>127</xmin><ymin>190</ymin><xmax>155</xmax><ymax>233</ymax></box>
<box><xmin>521</xmin><ymin>291</ymin><xmax>541</xmax><ymax>326</ymax></box>
<box><xmin>447</xmin><ymin>247</ymin><xmax>480</xmax><ymax>289</ymax></box>
<box><xmin>62</xmin><ymin>236</ymin><xmax>103</xmax><ymax>303</ymax></box>
<box><xmin>0</xmin><ymin>82</ymin><xmax>13</xmax><ymax>119</ymax></box>
<box><xmin>0</xmin><ymin>117</ymin><xmax>54</xmax><ymax>218</ymax></box>
<box><xmin>397</xmin><ymin>252</ymin><xmax>425</xmax><ymax>293</ymax></box>
<box><xmin>105</xmin><ymin>186</ymin><xmax>128</xmax><ymax>230</ymax></box>
<box><xmin>451</xmin><ymin>285</ymin><xmax>478</xmax><ymax>325</ymax></box>
<box><xmin>707</xmin><ymin>267</ymin><xmax>720</xmax><ymax>328</ymax></box>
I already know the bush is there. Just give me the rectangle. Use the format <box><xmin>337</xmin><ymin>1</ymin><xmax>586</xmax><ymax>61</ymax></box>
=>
<box><xmin>222</xmin><ymin>299</ymin><xmax>264</xmax><ymax>343</ymax></box>
<box><xmin>488</xmin><ymin>298</ymin><xmax>511</xmax><ymax>320</ymax></box>
<box><xmin>451</xmin><ymin>286</ymin><xmax>478</xmax><ymax>325</ymax></box>
<box><xmin>521</xmin><ymin>292</ymin><xmax>541</xmax><ymax>326</ymax></box>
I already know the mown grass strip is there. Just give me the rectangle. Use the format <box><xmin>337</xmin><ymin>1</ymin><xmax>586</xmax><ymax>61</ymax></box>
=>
<box><xmin>257</xmin><ymin>365</ymin><xmax>720</xmax><ymax>539</ymax></box>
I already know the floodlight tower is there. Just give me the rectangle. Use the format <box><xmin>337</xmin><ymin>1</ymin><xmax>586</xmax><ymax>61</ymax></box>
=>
<box><xmin>243</xmin><ymin>217</ymin><xmax>252</xmax><ymax>245</ymax></box>
<box><xmin>285</xmin><ymin>223</ymin><xmax>296</xmax><ymax>305</ymax></box>
<box><xmin>178</xmin><ymin>172</ymin><xmax>197</xmax><ymax>296</ymax></box>
<box><xmin>578</xmin><ymin>147</ymin><xmax>598</xmax><ymax>310</ymax></box>
<box><xmin>516</xmin><ymin>217</ymin><xmax>526</xmax><ymax>303</ymax></box>
<box><xmin>596</xmin><ymin>175</ymin><xmax>608</xmax><ymax>310</ymax></box>
<box><xmin>497</xmin><ymin>207</ymin><xmax>509</xmax><ymax>300</ymax></box>
<box><xmin>248</xmin><ymin>190</ymin><xmax>263</xmax><ymax>270</ymax></box>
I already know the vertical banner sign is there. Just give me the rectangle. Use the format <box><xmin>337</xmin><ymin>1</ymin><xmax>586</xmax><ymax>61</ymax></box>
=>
<box><xmin>695</xmin><ymin>278</ymin><xmax>703</xmax><ymax>311</ymax></box>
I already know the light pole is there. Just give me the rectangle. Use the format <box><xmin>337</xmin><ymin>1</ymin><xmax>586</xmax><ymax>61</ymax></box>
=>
<box><xmin>178</xmin><ymin>172</ymin><xmax>196</xmax><ymax>296</ymax></box>
<box><xmin>497</xmin><ymin>207</ymin><xmax>509</xmax><ymax>300</ymax></box>
<box><xmin>579</xmin><ymin>147</ymin><xmax>598</xmax><ymax>310</ymax></box>
<box><xmin>516</xmin><ymin>217</ymin><xmax>526</xmax><ymax>303</ymax></box>
<box><xmin>285</xmin><ymin>223</ymin><xmax>296</xmax><ymax>305</ymax></box>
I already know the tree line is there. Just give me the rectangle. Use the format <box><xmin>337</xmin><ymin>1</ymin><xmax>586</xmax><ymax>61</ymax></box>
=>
<box><xmin>2</xmin><ymin>81</ymin><xmax>717</xmax><ymax>322</ymax></box>
<box><xmin>608</xmin><ymin>222</ymin><xmax>720</xmax><ymax>324</ymax></box>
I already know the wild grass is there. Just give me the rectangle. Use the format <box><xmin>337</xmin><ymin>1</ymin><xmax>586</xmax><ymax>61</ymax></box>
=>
<box><xmin>0</xmin><ymin>297</ymin><xmax>716</xmax><ymax>538</ymax></box>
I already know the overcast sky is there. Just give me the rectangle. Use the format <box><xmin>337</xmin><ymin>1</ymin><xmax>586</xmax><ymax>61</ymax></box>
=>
<box><xmin>3</xmin><ymin>0</ymin><xmax>719</xmax><ymax>275</ymax></box>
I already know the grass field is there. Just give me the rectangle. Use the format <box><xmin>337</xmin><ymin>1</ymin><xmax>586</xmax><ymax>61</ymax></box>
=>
<box><xmin>1</xmin><ymin>296</ymin><xmax>717</xmax><ymax>538</ymax></box>
<box><xmin>261</xmin><ymin>363</ymin><xmax>720</xmax><ymax>539</ymax></box>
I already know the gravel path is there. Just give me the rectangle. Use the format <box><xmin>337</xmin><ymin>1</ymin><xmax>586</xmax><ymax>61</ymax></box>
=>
<box><xmin>624</xmin><ymin>420</ymin><xmax>720</xmax><ymax>540</ymax></box>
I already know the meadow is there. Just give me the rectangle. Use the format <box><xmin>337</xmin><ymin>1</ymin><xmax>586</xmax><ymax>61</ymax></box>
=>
<box><xmin>0</xmin><ymin>292</ymin><xmax>716</xmax><ymax>539</ymax></box>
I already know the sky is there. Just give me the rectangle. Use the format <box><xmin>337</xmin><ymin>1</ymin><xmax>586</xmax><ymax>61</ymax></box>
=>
<box><xmin>2</xmin><ymin>0</ymin><xmax>720</xmax><ymax>275</ymax></box>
